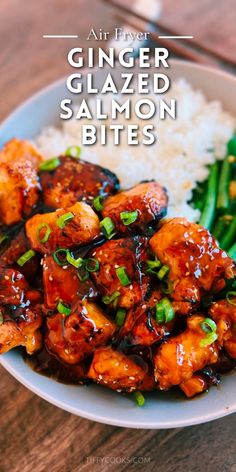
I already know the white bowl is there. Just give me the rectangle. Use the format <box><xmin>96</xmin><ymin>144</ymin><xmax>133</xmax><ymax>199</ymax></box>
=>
<box><xmin>1</xmin><ymin>60</ymin><xmax>236</xmax><ymax>428</ymax></box>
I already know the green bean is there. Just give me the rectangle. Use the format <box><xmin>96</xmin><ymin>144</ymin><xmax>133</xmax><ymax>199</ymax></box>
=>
<box><xmin>228</xmin><ymin>135</ymin><xmax>236</xmax><ymax>156</ymax></box>
<box><xmin>220</xmin><ymin>215</ymin><xmax>236</xmax><ymax>250</ymax></box>
<box><xmin>212</xmin><ymin>217</ymin><xmax>226</xmax><ymax>241</ymax></box>
<box><xmin>228</xmin><ymin>242</ymin><xmax>236</xmax><ymax>261</ymax></box>
<box><xmin>217</xmin><ymin>156</ymin><xmax>232</xmax><ymax>213</ymax></box>
<box><xmin>199</xmin><ymin>163</ymin><xmax>219</xmax><ymax>230</ymax></box>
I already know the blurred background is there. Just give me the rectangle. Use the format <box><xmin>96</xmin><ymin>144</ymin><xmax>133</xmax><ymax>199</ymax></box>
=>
<box><xmin>0</xmin><ymin>1</ymin><xmax>236</xmax><ymax>471</ymax></box>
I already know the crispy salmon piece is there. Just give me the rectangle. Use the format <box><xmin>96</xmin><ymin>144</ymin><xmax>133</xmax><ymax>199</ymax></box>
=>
<box><xmin>150</xmin><ymin>218</ymin><xmax>235</xmax><ymax>314</ymax></box>
<box><xmin>0</xmin><ymin>139</ymin><xmax>43</xmax><ymax>225</ymax></box>
<box><xmin>43</xmin><ymin>255</ymin><xmax>97</xmax><ymax>309</ymax></box>
<box><xmin>87</xmin><ymin>346</ymin><xmax>151</xmax><ymax>392</ymax></box>
<box><xmin>120</xmin><ymin>289</ymin><xmax>172</xmax><ymax>346</ymax></box>
<box><xmin>26</xmin><ymin>201</ymin><xmax>101</xmax><ymax>254</ymax></box>
<box><xmin>45</xmin><ymin>300</ymin><xmax>116</xmax><ymax>364</ymax></box>
<box><xmin>0</xmin><ymin>306</ymin><xmax>42</xmax><ymax>354</ymax></box>
<box><xmin>153</xmin><ymin>315</ymin><xmax>219</xmax><ymax>390</ymax></box>
<box><xmin>90</xmin><ymin>237</ymin><xmax>150</xmax><ymax>310</ymax></box>
<box><xmin>40</xmin><ymin>156</ymin><xmax>119</xmax><ymax>209</ymax></box>
<box><xmin>0</xmin><ymin>267</ymin><xmax>42</xmax><ymax>306</ymax></box>
<box><xmin>101</xmin><ymin>181</ymin><xmax>168</xmax><ymax>235</ymax></box>
<box><xmin>0</xmin><ymin>229</ymin><xmax>40</xmax><ymax>279</ymax></box>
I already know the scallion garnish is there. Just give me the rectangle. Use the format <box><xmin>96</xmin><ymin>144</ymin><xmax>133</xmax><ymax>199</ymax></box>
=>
<box><xmin>146</xmin><ymin>258</ymin><xmax>162</xmax><ymax>275</ymax></box>
<box><xmin>85</xmin><ymin>258</ymin><xmax>100</xmax><ymax>272</ymax></box>
<box><xmin>0</xmin><ymin>312</ymin><xmax>3</xmax><ymax>325</ymax></box>
<box><xmin>100</xmin><ymin>217</ymin><xmax>116</xmax><ymax>239</ymax></box>
<box><xmin>134</xmin><ymin>391</ymin><xmax>145</xmax><ymax>407</ymax></box>
<box><xmin>57</xmin><ymin>301</ymin><xmax>71</xmax><ymax>316</ymax></box>
<box><xmin>17</xmin><ymin>249</ymin><xmax>36</xmax><ymax>267</ymax></box>
<box><xmin>116</xmin><ymin>267</ymin><xmax>131</xmax><ymax>286</ymax></box>
<box><xmin>93</xmin><ymin>195</ymin><xmax>104</xmax><ymax>212</ymax></box>
<box><xmin>77</xmin><ymin>267</ymin><xmax>89</xmax><ymax>282</ymax></box>
<box><xmin>200</xmin><ymin>318</ymin><xmax>218</xmax><ymax>347</ymax></box>
<box><xmin>0</xmin><ymin>234</ymin><xmax>9</xmax><ymax>246</ymax></box>
<box><xmin>57</xmin><ymin>212</ymin><xmax>74</xmax><ymax>229</ymax></box>
<box><xmin>120</xmin><ymin>210</ymin><xmax>138</xmax><ymax>226</ymax></box>
<box><xmin>37</xmin><ymin>223</ymin><xmax>51</xmax><ymax>243</ymax></box>
<box><xmin>155</xmin><ymin>305</ymin><xmax>165</xmax><ymax>324</ymax></box>
<box><xmin>39</xmin><ymin>158</ymin><xmax>60</xmax><ymax>172</ymax></box>
<box><xmin>66</xmin><ymin>252</ymin><xmax>83</xmax><ymax>268</ymax></box>
<box><xmin>156</xmin><ymin>265</ymin><xmax>169</xmax><ymax>280</ymax></box>
<box><xmin>155</xmin><ymin>298</ymin><xmax>175</xmax><ymax>324</ymax></box>
<box><xmin>115</xmin><ymin>308</ymin><xmax>126</xmax><ymax>327</ymax></box>
<box><xmin>65</xmin><ymin>145</ymin><xmax>81</xmax><ymax>159</ymax></box>
<box><xmin>226</xmin><ymin>291</ymin><xmax>236</xmax><ymax>306</ymax></box>
<box><xmin>102</xmin><ymin>291</ymin><xmax>120</xmax><ymax>305</ymax></box>
<box><xmin>53</xmin><ymin>248</ymin><xmax>69</xmax><ymax>266</ymax></box>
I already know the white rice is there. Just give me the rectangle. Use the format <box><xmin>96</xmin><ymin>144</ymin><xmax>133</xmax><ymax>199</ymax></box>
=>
<box><xmin>35</xmin><ymin>79</ymin><xmax>235</xmax><ymax>221</ymax></box>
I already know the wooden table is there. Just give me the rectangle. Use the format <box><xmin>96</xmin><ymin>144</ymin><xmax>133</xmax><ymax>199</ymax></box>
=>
<box><xmin>0</xmin><ymin>1</ymin><xmax>236</xmax><ymax>471</ymax></box>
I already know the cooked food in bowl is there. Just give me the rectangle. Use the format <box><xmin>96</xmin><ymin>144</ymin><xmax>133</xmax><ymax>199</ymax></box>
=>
<box><xmin>0</xmin><ymin>136</ymin><xmax>235</xmax><ymax>404</ymax></box>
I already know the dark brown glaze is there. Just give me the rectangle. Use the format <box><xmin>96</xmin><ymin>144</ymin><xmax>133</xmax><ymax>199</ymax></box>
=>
<box><xmin>42</xmin><ymin>255</ymin><xmax>98</xmax><ymax>310</ymax></box>
<box><xmin>26</xmin><ymin>201</ymin><xmax>101</xmax><ymax>254</ymax></box>
<box><xmin>101</xmin><ymin>181</ymin><xmax>168</xmax><ymax>235</ymax></box>
<box><xmin>40</xmin><ymin>156</ymin><xmax>120</xmax><ymax>209</ymax></box>
<box><xmin>150</xmin><ymin>217</ymin><xmax>236</xmax><ymax>315</ymax></box>
<box><xmin>45</xmin><ymin>300</ymin><xmax>116</xmax><ymax>364</ymax></box>
<box><xmin>25</xmin><ymin>347</ymin><xmax>88</xmax><ymax>385</ymax></box>
<box><xmin>0</xmin><ymin>139</ymin><xmax>43</xmax><ymax>225</ymax></box>
<box><xmin>89</xmin><ymin>236</ymin><xmax>150</xmax><ymax>310</ymax></box>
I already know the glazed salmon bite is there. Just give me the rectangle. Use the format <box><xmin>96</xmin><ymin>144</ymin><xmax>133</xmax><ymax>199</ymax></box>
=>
<box><xmin>0</xmin><ymin>137</ymin><xmax>236</xmax><ymax>403</ymax></box>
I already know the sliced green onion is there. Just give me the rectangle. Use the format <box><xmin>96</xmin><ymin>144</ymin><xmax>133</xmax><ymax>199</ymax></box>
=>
<box><xmin>66</xmin><ymin>252</ymin><xmax>84</xmax><ymax>268</ymax></box>
<box><xmin>53</xmin><ymin>248</ymin><xmax>69</xmax><ymax>266</ymax></box>
<box><xmin>57</xmin><ymin>301</ymin><xmax>71</xmax><ymax>316</ymax></box>
<box><xmin>102</xmin><ymin>291</ymin><xmax>120</xmax><ymax>305</ymax></box>
<box><xmin>100</xmin><ymin>217</ymin><xmax>116</xmax><ymax>239</ymax></box>
<box><xmin>226</xmin><ymin>291</ymin><xmax>236</xmax><ymax>306</ymax></box>
<box><xmin>155</xmin><ymin>304</ymin><xmax>165</xmax><ymax>324</ymax></box>
<box><xmin>85</xmin><ymin>258</ymin><xmax>99</xmax><ymax>272</ymax></box>
<box><xmin>115</xmin><ymin>308</ymin><xmax>126</xmax><ymax>327</ymax></box>
<box><xmin>156</xmin><ymin>265</ymin><xmax>169</xmax><ymax>280</ymax></box>
<box><xmin>39</xmin><ymin>158</ymin><xmax>60</xmax><ymax>172</ymax></box>
<box><xmin>134</xmin><ymin>391</ymin><xmax>145</xmax><ymax>407</ymax></box>
<box><xmin>17</xmin><ymin>249</ymin><xmax>36</xmax><ymax>267</ymax></box>
<box><xmin>161</xmin><ymin>280</ymin><xmax>173</xmax><ymax>295</ymax></box>
<box><xmin>200</xmin><ymin>318</ymin><xmax>217</xmax><ymax>334</ymax></box>
<box><xmin>56</xmin><ymin>212</ymin><xmax>74</xmax><ymax>229</ymax></box>
<box><xmin>77</xmin><ymin>267</ymin><xmax>89</xmax><ymax>282</ymax></box>
<box><xmin>200</xmin><ymin>317</ymin><xmax>218</xmax><ymax>347</ymax></box>
<box><xmin>147</xmin><ymin>259</ymin><xmax>162</xmax><ymax>270</ymax></box>
<box><xmin>200</xmin><ymin>332</ymin><xmax>218</xmax><ymax>348</ymax></box>
<box><xmin>93</xmin><ymin>195</ymin><xmax>104</xmax><ymax>212</ymax></box>
<box><xmin>0</xmin><ymin>312</ymin><xmax>3</xmax><ymax>325</ymax></box>
<box><xmin>37</xmin><ymin>223</ymin><xmax>51</xmax><ymax>243</ymax></box>
<box><xmin>120</xmin><ymin>210</ymin><xmax>138</xmax><ymax>226</ymax></box>
<box><xmin>65</xmin><ymin>145</ymin><xmax>81</xmax><ymax>159</ymax></box>
<box><xmin>155</xmin><ymin>298</ymin><xmax>175</xmax><ymax>324</ymax></box>
<box><xmin>0</xmin><ymin>234</ymin><xmax>9</xmax><ymax>246</ymax></box>
<box><xmin>146</xmin><ymin>258</ymin><xmax>162</xmax><ymax>275</ymax></box>
<box><xmin>116</xmin><ymin>267</ymin><xmax>131</xmax><ymax>286</ymax></box>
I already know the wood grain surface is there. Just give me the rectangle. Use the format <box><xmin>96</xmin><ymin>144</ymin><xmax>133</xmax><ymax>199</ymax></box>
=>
<box><xmin>0</xmin><ymin>1</ymin><xmax>236</xmax><ymax>471</ymax></box>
